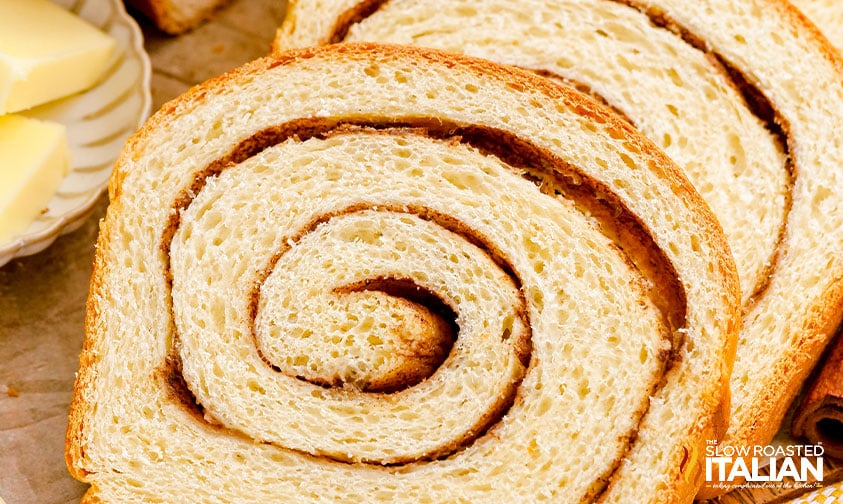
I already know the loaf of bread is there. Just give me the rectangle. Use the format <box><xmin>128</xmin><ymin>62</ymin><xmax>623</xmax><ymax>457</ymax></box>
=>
<box><xmin>790</xmin><ymin>0</ymin><xmax>843</xmax><ymax>53</ymax></box>
<box><xmin>66</xmin><ymin>43</ymin><xmax>739</xmax><ymax>503</ymax></box>
<box><xmin>126</xmin><ymin>0</ymin><xmax>231</xmax><ymax>34</ymax></box>
<box><xmin>275</xmin><ymin>0</ymin><xmax>843</xmax><ymax>496</ymax></box>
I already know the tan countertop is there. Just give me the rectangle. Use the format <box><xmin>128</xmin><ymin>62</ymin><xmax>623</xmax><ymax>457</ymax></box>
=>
<box><xmin>0</xmin><ymin>2</ymin><xmax>285</xmax><ymax>502</ymax></box>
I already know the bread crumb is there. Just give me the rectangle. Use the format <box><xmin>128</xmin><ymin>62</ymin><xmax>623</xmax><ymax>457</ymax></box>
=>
<box><xmin>6</xmin><ymin>385</ymin><xmax>20</xmax><ymax>397</ymax></box>
<box><xmin>212</xmin><ymin>44</ymin><xmax>225</xmax><ymax>54</ymax></box>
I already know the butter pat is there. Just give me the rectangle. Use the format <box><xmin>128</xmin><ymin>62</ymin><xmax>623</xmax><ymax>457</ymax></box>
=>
<box><xmin>0</xmin><ymin>0</ymin><xmax>116</xmax><ymax>114</ymax></box>
<box><xmin>0</xmin><ymin>115</ymin><xmax>69</xmax><ymax>242</ymax></box>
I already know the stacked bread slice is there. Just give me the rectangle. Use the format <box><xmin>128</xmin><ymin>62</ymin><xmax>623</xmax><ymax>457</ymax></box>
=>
<box><xmin>65</xmin><ymin>43</ymin><xmax>740</xmax><ymax>502</ymax></box>
<box><xmin>275</xmin><ymin>0</ymin><xmax>843</xmax><ymax>497</ymax></box>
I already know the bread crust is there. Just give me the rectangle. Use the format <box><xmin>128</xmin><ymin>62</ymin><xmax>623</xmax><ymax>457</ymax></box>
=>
<box><xmin>66</xmin><ymin>43</ymin><xmax>739</xmax><ymax>503</ymax></box>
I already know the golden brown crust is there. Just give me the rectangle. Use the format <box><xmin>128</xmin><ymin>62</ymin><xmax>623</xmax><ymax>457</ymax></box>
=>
<box><xmin>80</xmin><ymin>487</ymin><xmax>103</xmax><ymax>504</ymax></box>
<box><xmin>65</xmin><ymin>215</ymin><xmax>112</xmax><ymax>483</ymax></box>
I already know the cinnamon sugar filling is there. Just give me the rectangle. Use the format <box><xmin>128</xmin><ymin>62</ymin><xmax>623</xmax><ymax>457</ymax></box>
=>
<box><xmin>157</xmin><ymin>118</ymin><xmax>686</xmax><ymax>471</ymax></box>
<box><xmin>247</xmin><ymin>203</ymin><xmax>534</xmax><ymax>393</ymax></box>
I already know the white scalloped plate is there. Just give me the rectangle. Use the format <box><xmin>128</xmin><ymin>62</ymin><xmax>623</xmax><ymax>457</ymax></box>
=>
<box><xmin>0</xmin><ymin>0</ymin><xmax>152</xmax><ymax>267</ymax></box>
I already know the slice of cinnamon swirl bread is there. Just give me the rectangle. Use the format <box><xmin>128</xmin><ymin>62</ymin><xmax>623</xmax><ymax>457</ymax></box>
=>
<box><xmin>66</xmin><ymin>43</ymin><xmax>739</xmax><ymax>503</ymax></box>
<box><xmin>275</xmin><ymin>1</ymin><xmax>843</xmax><ymax>496</ymax></box>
